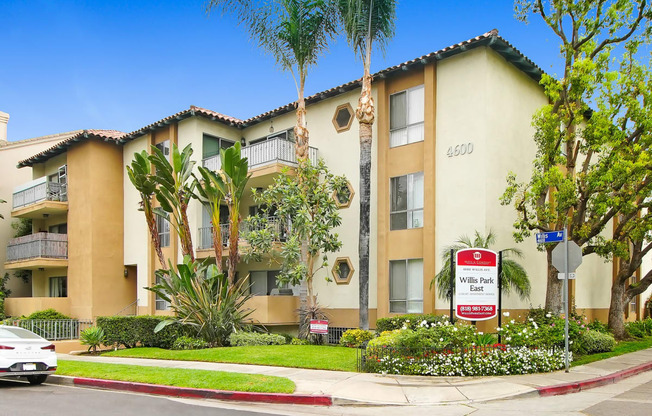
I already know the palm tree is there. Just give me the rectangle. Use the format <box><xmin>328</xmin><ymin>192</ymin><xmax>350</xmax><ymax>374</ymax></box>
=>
<box><xmin>126</xmin><ymin>151</ymin><xmax>166</xmax><ymax>267</ymax></box>
<box><xmin>207</xmin><ymin>0</ymin><xmax>336</xmax><ymax>161</ymax></box>
<box><xmin>193</xmin><ymin>167</ymin><xmax>226</xmax><ymax>273</ymax></box>
<box><xmin>432</xmin><ymin>230</ymin><xmax>531</xmax><ymax>301</ymax></box>
<box><xmin>337</xmin><ymin>0</ymin><xmax>396</xmax><ymax>330</ymax></box>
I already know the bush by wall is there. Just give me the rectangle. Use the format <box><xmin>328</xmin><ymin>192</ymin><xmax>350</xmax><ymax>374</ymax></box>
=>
<box><xmin>229</xmin><ymin>331</ymin><xmax>286</xmax><ymax>347</ymax></box>
<box><xmin>376</xmin><ymin>314</ymin><xmax>449</xmax><ymax>333</ymax></box>
<box><xmin>97</xmin><ymin>316</ymin><xmax>181</xmax><ymax>349</ymax></box>
<box><xmin>573</xmin><ymin>329</ymin><xmax>615</xmax><ymax>354</ymax></box>
<box><xmin>625</xmin><ymin>318</ymin><xmax>652</xmax><ymax>338</ymax></box>
<box><xmin>25</xmin><ymin>309</ymin><xmax>71</xmax><ymax>320</ymax></box>
<box><xmin>339</xmin><ymin>329</ymin><xmax>374</xmax><ymax>347</ymax></box>
<box><xmin>0</xmin><ymin>293</ymin><xmax>5</xmax><ymax>320</ymax></box>
<box><xmin>172</xmin><ymin>336</ymin><xmax>209</xmax><ymax>350</ymax></box>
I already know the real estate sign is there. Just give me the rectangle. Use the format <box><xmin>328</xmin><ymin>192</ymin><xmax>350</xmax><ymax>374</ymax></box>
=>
<box><xmin>309</xmin><ymin>320</ymin><xmax>328</xmax><ymax>334</ymax></box>
<box><xmin>455</xmin><ymin>248</ymin><xmax>498</xmax><ymax>321</ymax></box>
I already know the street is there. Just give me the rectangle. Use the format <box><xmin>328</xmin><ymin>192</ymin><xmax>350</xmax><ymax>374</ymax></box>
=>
<box><xmin>1</xmin><ymin>370</ymin><xmax>651</xmax><ymax>416</ymax></box>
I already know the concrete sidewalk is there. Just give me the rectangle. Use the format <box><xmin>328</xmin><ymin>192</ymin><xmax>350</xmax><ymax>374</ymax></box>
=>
<box><xmin>55</xmin><ymin>347</ymin><xmax>652</xmax><ymax>406</ymax></box>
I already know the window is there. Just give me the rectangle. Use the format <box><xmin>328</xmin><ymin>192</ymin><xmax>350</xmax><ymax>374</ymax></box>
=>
<box><xmin>155</xmin><ymin>275</ymin><xmax>170</xmax><ymax>311</ymax></box>
<box><xmin>390</xmin><ymin>85</ymin><xmax>424</xmax><ymax>147</ymax></box>
<box><xmin>249</xmin><ymin>128</ymin><xmax>295</xmax><ymax>145</ymax></box>
<box><xmin>333</xmin><ymin>180</ymin><xmax>355</xmax><ymax>208</ymax></box>
<box><xmin>331</xmin><ymin>257</ymin><xmax>354</xmax><ymax>285</ymax></box>
<box><xmin>49</xmin><ymin>223</ymin><xmax>67</xmax><ymax>234</ymax></box>
<box><xmin>49</xmin><ymin>276</ymin><xmax>67</xmax><ymax>297</ymax></box>
<box><xmin>389</xmin><ymin>259</ymin><xmax>423</xmax><ymax>313</ymax></box>
<box><xmin>332</xmin><ymin>103</ymin><xmax>354</xmax><ymax>132</ymax></box>
<box><xmin>157</xmin><ymin>214</ymin><xmax>170</xmax><ymax>248</ymax></box>
<box><xmin>202</xmin><ymin>134</ymin><xmax>235</xmax><ymax>159</ymax></box>
<box><xmin>249</xmin><ymin>270</ymin><xmax>281</xmax><ymax>296</ymax></box>
<box><xmin>390</xmin><ymin>172</ymin><xmax>424</xmax><ymax>230</ymax></box>
<box><xmin>155</xmin><ymin>140</ymin><xmax>170</xmax><ymax>157</ymax></box>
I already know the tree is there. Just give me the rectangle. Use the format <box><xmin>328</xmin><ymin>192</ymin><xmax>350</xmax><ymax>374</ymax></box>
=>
<box><xmin>502</xmin><ymin>0</ymin><xmax>651</xmax><ymax>312</ymax></box>
<box><xmin>432</xmin><ymin>230</ymin><xmax>531</xmax><ymax>301</ymax></box>
<box><xmin>193</xmin><ymin>166</ymin><xmax>226</xmax><ymax>273</ymax></box>
<box><xmin>337</xmin><ymin>0</ymin><xmax>396</xmax><ymax>330</ymax></box>
<box><xmin>206</xmin><ymin>0</ymin><xmax>337</xmax><ymax>160</ymax></box>
<box><xmin>126</xmin><ymin>151</ymin><xmax>166</xmax><ymax>267</ymax></box>
<box><xmin>150</xmin><ymin>143</ymin><xmax>196</xmax><ymax>262</ymax></box>
<box><xmin>244</xmin><ymin>160</ymin><xmax>347</xmax><ymax>336</ymax></box>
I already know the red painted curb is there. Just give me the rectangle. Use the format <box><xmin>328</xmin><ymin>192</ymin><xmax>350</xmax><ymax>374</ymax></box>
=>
<box><xmin>537</xmin><ymin>361</ymin><xmax>652</xmax><ymax>397</ymax></box>
<box><xmin>72</xmin><ymin>377</ymin><xmax>332</xmax><ymax>406</ymax></box>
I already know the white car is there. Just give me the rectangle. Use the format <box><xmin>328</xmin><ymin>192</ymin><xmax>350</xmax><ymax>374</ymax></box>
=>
<box><xmin>0</xmin><ymin>325</ymin><xmax>57</xmax><ymax>385</ymax></box>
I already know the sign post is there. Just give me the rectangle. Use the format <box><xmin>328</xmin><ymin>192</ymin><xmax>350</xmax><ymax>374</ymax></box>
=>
<box><xmin>455</xmin><ymin>249</ymin><xmax>498</xmax><ymax>321</ymax></box>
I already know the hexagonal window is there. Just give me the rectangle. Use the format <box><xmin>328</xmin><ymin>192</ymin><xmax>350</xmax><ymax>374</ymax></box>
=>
<box><xmin>332</xmin><ymin>257</ymin><xmax>354</xmax><ymax>285</ymax></box>
<box><xmin>333</xmin><ymin>180</ymin><xmax>354</xmax><ymax>208</ymax></box>
<box><xmin>332</xmin><ymin>103</ymin><xmax>354</xmax><ymax>133</ymax></box>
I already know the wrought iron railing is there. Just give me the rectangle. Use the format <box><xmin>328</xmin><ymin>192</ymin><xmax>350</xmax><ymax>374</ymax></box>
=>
<box><xmin>13</xmin><ymin>178</ymin><xmax>67</xmax><ymax>209</ymax></box>
<box><xmin>6</xmin><ymin>232</ymin><xmax>68</xmax><ymax>262</ymax></box>
<box><xmin>5</xmin><ymin>319</ymin><xmax>94</xmax><ymax>341</ymax></box>
<box><xmin>197</xmin><ymin>217</ymin><xmax>286</xmax><ymax>250</ymax></box>
<box><xmin>202</xmin><ymin>138</ymin><xmax>318</xmax><ymax>172</ymax></box>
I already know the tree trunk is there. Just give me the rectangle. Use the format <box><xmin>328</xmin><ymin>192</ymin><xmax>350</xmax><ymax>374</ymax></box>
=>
<box><xmin>179</xmin><ymin>202</ymin><xmax>194</xmax><ymax>262</ymax></box>
<box><xmin>608</xmin><ymin>278</ymin><xmax>627</xmax><ymax>339</ymax></box>
<box><xmin>294</xmin><ymin>75</ymin><xmax>309</xmax><ymax>161</ymax></box>
<box><xmin>145</xmin><ymin>206</ymin><xmax>166</xmax><ymax>268</ymax></box>
<box><xmin>211</xmin><ymin>219</ymin><xmax>223</xmax><ymax>274</ymax></box>
<box><xmin>544</xmin><ymin>248</ymin><xmax>563</xmax><ymax>313</ymax></box>
<box><xmin>227</xmin><ymin>210</ymin><xmax>240</xmax><ymax>285</ymax></box>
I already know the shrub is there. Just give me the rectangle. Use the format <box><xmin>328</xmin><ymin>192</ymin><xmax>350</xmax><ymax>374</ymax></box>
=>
<box><xmin>339</xmin><ymin>329</ymin><xmax>374</xmax><ymax>347</ymax></box>
<box><xmin>376</xmin><ymin>314</ymin><xmax>449</xmax><ymax>333</ymax></box>
<box><xmin>290</xmin><ymin>337</ymin><xmax>309</xmax><ymax>345</ymax></box>
<box><xmin>625</xmin><ymin>320</ymin><xmax>650</xmax><ymax>338</ymax></box>
<box><xmin>364</xmin><ymin>345</ymin><xmax>566</xmax><ymax>376</ymax></box>
<box><xmin>25</xmin><ymin>309</ymin><xmax>71</xmax><ymax>320</ymax></box>
<box><xmin>587</xmin><ymin>319</ymin><xmax>610</xmax><ymax>334</ymax></box>
<box><xmin>229</xmin><ymin>332</ymin><xmax>286</xmax><ymax>346</ymax></box>
<box><xmin>80</xmin><ymin>326</ymin><xmax>106</xmax><ymax>353</ymax></box>
<box><xmin>97</xmin><ymin>316</ymin><xmax>181</xmax><ymax>349</ymax></box>
<box><xmin>276</xmin><ymin>333</ymin><xmax>294</xmax><ymax>344</ymax></box>
<box><xmin>367</xmin><ymin>330</ymin><xmax>401</xmax><ymax>348</ymax></box>
<box><xmin>573</xmin><ymin>330</ymin><xmax>615</xmax><ymax>355</ymax></box>
<box><xmin>0</xmin><ymin>292</ymin><xmax>5</xmax><ymax>320</ymax></box>
<box><xmin>474</xmin><ymin>332</ymin><xmax>497</xmax><ymax>346</ymax></box>
<box><xmin>172</xmin><ymin>336</ymin><xmax>209</xmax><ymax>350</ymax></box>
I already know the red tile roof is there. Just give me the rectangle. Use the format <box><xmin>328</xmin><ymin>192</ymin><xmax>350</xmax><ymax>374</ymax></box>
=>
<box><xmin>17</xmin><ymin>129</ymin><xmax>126</xmax><ymax>167</ymax></box>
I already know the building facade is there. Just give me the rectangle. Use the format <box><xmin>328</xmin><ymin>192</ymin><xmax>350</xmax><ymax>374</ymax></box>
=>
<box><xmin>3</xmin><ymin>31</ymin><xmax>649</xmax><ymax>329</ymax></box>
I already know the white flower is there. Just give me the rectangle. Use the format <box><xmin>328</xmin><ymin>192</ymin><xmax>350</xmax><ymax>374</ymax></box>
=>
<box><xmin>503</xmin><ymin>312</ymin><xmax>510</xmax><ymax>317</ymax></box>
<box><xmin>453</xmin><ymin>327</ymin><xmax>458</xmax><ymax>331</ymax></box>
<box><xmin>478</xmin><ymin>332</ymin><xmax>484</xmax><ymax>335</ymax></box>
<box><xmin>511</xmin><ymin>319</ymin><xmax>515</xmax><ymax>324</ymax></box>
<box><xmin>545</xmin><ymin>313</ymin><xmax>552</xmax><ymax>318</ymax></box>
<box><xmin>439</xmin><ymin>338</ymin><xmax>444</xmax><ymax>342</ymax></box>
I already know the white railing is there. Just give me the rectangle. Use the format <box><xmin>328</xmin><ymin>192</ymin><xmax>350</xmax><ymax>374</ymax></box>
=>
<box><xmin>13</xmin><ymin>177</ymin><xmax>67</xmax><ymax>209</ymax></box>
<box><xmin>197</xmin><ymin>217</ymin><xmax>287</xmax><ymax>250</ymax></box>
<box><xmin>6</xmin><ymin>232</ymin><xmax>68</xmax><ymax>262</ymax></box>
<box><xmin>5</xmin><ymin>319</ymin><xmax>94</xmax><ymax>341</ymax></box>
<box><xmin>202</xmin><ymin>138</ymin><xmax>318</xmax><ymax>172</ymax></box>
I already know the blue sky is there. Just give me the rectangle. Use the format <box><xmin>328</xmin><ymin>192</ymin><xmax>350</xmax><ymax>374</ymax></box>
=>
<box><xmin>1</xmin><ymin>0</ymin><xmax>562</xmax><ymax>141</ymax></box>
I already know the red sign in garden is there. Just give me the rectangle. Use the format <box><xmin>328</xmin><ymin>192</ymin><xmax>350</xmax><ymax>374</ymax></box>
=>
<box><xmin>455</xmin><ymin>248</ymin><xmax>498</xmax><ymax>321</ymax></box>
<box><xmin>309</xmin><ymin>320</ymin><xmax>328</xmax><ymax>334</ymax></box>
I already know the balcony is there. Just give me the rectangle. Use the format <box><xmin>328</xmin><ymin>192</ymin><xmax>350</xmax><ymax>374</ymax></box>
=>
<box><xmin>12</xmin><ymin>177</ymin><xmax>68</xmax><ymax>219</ymax></box>
<box><xmin>196</xmin><ymin>217</ymin><xmax>287</xmax><ymax>256</ymax></box>
<box><xmin>5</xmin><ymin>232</ymin><xmax>68</xmax><ymax>270</ymax></box>
<box><xmin>202</xmin><ymin>138</ymin><xmax>318</xmax><ymax>176</ymax></box>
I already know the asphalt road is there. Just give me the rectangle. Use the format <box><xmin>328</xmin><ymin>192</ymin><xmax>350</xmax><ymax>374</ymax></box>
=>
<box><xmin>1</xmin><ymin>370</ymin><xmax>652</xmax><ymax>416</ymax></box>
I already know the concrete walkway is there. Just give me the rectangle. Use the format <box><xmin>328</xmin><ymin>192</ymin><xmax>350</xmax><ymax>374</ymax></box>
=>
<box><xmin>55</xmin><ymin>347</ymin><xmax>652</xmax><ymax>406</ymax></box>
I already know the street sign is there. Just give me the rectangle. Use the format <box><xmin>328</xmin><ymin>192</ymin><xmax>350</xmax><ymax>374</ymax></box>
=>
<box><xmin>536</xmin><ymin>230</ymin><xmax>565</xmax><ymax>244</ymax></box>
<box><xmin>455</xmin><ymin>248</ymin><xmax>498</xmax><ymax>321</ymax></box>
<box><xmin>552</xmin><ymin>241</ymin><xmax>582</xmax><ymax>272</ymax></box>
<box><xmin>557</xmin><ymin>273</ymin><xmax>576</xmax><ymax>280</ymax></box>
<box><xmin>309</xmin><ymin>320</ymin><xmax>328</xmax><ymax>334</ymax></box>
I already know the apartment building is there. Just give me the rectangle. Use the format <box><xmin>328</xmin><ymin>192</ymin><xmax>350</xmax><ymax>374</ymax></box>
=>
<box><xmin>4</xmin><ymin>30</ymin><xmax>647</xmax><ymax>329</ymax></box>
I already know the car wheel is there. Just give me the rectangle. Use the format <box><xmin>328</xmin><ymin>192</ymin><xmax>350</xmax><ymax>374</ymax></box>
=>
<box><xmin>26</xmin><ymin>375</ymin><xmax>48</xmax><ymax>385</ymax></box>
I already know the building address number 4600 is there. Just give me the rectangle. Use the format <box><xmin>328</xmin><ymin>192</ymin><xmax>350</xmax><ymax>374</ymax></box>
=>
<box><xmin>447</xmin><ymin>142</ymin><xmax>474</xmax><ymax>157</ymax></box>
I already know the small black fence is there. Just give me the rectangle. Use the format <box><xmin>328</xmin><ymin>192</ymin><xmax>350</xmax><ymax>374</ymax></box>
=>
<box><xmin>327</xmin><ymin>326</ymin><xmax>355</xmax><ymax>345</ymax></box>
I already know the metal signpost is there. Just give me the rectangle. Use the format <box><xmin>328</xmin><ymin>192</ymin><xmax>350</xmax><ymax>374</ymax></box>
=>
<box><xmin>537</xmin><ymin>230</ymin><xmax>583</xmax><ymax>373</ymax></box>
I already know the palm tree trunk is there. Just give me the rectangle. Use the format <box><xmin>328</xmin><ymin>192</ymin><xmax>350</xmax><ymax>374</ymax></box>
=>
<box><xmin>294</xmin><ymin>73</ymin><xmax>309</xmax><ymax>161</ymax></box>
<box><xmin>179</xmin><ymin>201</ymin><xmax>195</xmax><ymax>262</ymax></box>
<box><xmin>357</xmin><ymin>39</ymin><xmax>374</xmax><ymax>328</ymax></box>
<box><xmin>145</xmin><ymin>206</ymin><xmax>166</xmax><ymax>267</ymax></box>
<box><xmin>211</xmin><ymin>219</ymin><xmax>223</xmax><ymax>274</ymax></box>
<box><xmin>227</xmin><ymin>209</ymin><xmax>240</xmax><ymax>285</ymax></box>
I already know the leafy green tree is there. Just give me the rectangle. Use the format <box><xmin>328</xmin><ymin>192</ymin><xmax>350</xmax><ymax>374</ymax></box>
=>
<box><xmin>337</xmin><ymin>0</ymin><xmax>396</xmax><ymax>330</ymax></box>
<box><xmin>502</xmin><ymin>0</ymin><xmax>651</xmax><ymax>312</ymax></box>
<box><xmin>244</xmin><ymin>160</ymin><xmax>347</xmax><ymax>330</ymax></box>
<box><xmin>127</xmin><ymin>151</ymin><xmax>166</xmax><ymax>267</ymax></box>
<box><xmin>149</xmin><ymin>256</ymin><xmax>253</xmax><ymax>346</ymax></box>
<box><xmin>207</xmin><ymin>0</ymin><xmax>336</xmax><ymax>160</ymax></box>
<box><xmin>432</xmin><ymin>230</ymin><xmax>531</xmax><ymax>301</ymax></box>
<box><xmin>149</xmin><ymin>143</ymin><xmax>196</xmax><ymax>262</ymax></box>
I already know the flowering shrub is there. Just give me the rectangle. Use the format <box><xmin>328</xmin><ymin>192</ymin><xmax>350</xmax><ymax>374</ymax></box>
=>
<box><xmin>339</xmin><ymin>329</ymin><xmax>374</xmax><ymax>347</ymax></box>
<box><xmin>364</xmin><ymin>345</ymin><xmax>567</xmax><ymax>376</ymax></box>
<box><xmin>376</xmin><ymin>314</ymin><xmax>450</xmax><ymax>332</ymax></box>
<box><xmin>500</xmin><ymin>310</ymin><xmax>587</xmax><ymax>350</ymax></box>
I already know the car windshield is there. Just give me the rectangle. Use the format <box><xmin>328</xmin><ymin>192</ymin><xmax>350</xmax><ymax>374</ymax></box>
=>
<box><xmin>0</xmin><ymin>327</ymin><xmax>43</xmax><ymax>340</ymax></box>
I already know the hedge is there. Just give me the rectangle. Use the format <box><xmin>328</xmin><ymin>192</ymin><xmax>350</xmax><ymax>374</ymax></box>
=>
<box><xmin>229</xmin><ymin>332</ymin><xmax>286</xmax><ymax>346</ymax></box>
<box><xmin>376</xmin><ymin>314</ymin><xmax>449</xmax><ymax>333</ymax></box>
<box><xmin>97</xmin><ymin>316</ymin><xmax>181</xmax><ymax>349</ymax></box>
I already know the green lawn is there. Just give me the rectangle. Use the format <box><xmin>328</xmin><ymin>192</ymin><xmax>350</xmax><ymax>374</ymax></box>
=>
<box><xmin>103</xmin><ymin>345</ymin><xmax>358</xmax><ymax>372</ymax></box>
<box><xmin>571</xmin><ymin>336</ymin><xmax>652</xmax><ymax>367</ymax></box>
<box><xmin>56</xmin><ymin>360</ymin><xmax>295</xmax><ymax>393</ymax></box>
